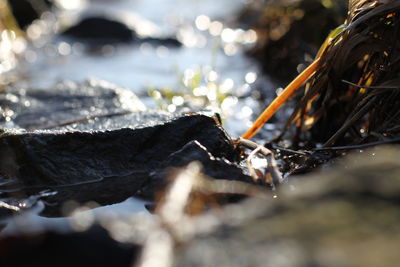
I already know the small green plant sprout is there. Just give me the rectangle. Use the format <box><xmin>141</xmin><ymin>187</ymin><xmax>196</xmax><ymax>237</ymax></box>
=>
<box><xmin>148</xmin><ymin>66</ymin><xmax>237</xmax><ymax>116</ymax></box>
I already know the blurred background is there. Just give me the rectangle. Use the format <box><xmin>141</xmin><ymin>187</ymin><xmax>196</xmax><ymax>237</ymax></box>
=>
<box><xmin>0</xmin><ymin>0</ymin><xmax>347</xmax><ymax>136</ymax></box>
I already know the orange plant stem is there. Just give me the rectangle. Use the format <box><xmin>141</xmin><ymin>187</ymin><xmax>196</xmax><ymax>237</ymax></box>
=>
<box><xmin>241</xmin><ymin>57</ymin><xmax>321</xmax><ymax>139</ymax></box>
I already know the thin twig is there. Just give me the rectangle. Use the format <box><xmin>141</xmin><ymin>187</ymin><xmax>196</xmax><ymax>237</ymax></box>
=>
<box><xmin>314</xmin><ymin>136</ymin><xmax>400</xmax><ymax>151</ymax></box>
<box><xmin>271</xmin><ymin>144</ymin><xmax>310</xmax><ymax>156</ymax></box>
<box><xmin>246</xmin><ymin>146</ymin><xmax>264</xmax><ymax>182</ymax></box>
<box><xmin>237</xmin><ymin>138</ymin><xmax>284</xmax><ymax>185</ymax></box>
<box><xmin>323</xmin><ymin>96</ymin><xmax>377</xmax><ymax>147</ymax></box>
<box><xmin>342</xmin><ymin>79</ymin><xmax>400</xmax><ymax>89</ymax></box>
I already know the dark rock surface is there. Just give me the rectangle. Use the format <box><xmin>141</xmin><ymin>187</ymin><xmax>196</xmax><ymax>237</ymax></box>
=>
<box><xmin>60</xmin><ymin>16</ymin><xmax>181</xmax><ymax>48</ymax></box>
<box><xmin>0</xmin><ymin>112</ymin><xmax>250</xmax><ymax>215</ymax></box>
<box><xmin>140</xmin><ymin>140</ymin><xmax>254</xmax><ymax>197</ymax></box>
<box><xmin>140</xmin><ymin>36</ymin><xmax>182</xmax><ymax>48</ymax></box>
<box><xmin>3</xmin><ymin>146</ymin><xmax>398</xmax><ymax>267</ymax></box>
<box><xmin>0</xmin><ymin>80</ymin><xmax>250</xmax><ymax>216</ymax></box>
<box><xmin>0</xmin><ymin>225</ymin><xmax>139</xmax><ymax>267</ymax></box>
<box><xmin>0</xmin><ymin>114</ymin><xmax>236</xmax><ymax>186</ymax></box>
<box><xmin>61</xmin><ymin>17</ymin><xmax>137</xmax><ymax>44</ymax></box>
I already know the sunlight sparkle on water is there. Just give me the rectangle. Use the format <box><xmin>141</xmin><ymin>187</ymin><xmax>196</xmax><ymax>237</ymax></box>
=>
<box><xmin>0</xmin><ymin>30</ymin><xmax>20</xmax><ymax>74</ymax></box>
<box><xmin>54</xmin><ymin>0</ymin><xmax>88</xmax><ymax>10</ymax></box>
<box><xmin>245</xmin><ymin>72</ymin><xmax>257</xmax><ymax>84</ymax></box>
<box><xmin>178</xmin><ymin>25</ymin><xmax>207</xmax><ymax>48</ymax></box>
<box><xmin>193</xmin><ymin>86</ymin><xmax>208</xmax><ymax>97</ymax></box>
<box><xmin>183</xmin><ymin>69</ymin><xmax>195</xmax><ymax>86</ymax></box>
<box><xmin>207</xmin><ymin>87</ymin><xmax>217</xmax><ymax>101</ymax></box>
<box><xmin>167</xmin><ymin>104</ymin><xmax>176</xmax><ymax>112</ymax></box>
<box><xmin>221</xmin><ymin>28</ymin><xmax>236</xmax><ymax>43</ymax></box>
<box><xmin>242</xmin><ymin>29</ymin><xmax>258</xmax><ymax>44</ymax></box>
<box><xmin>241</xmin><ymin>106</ymin><xmax>253</xmax><ymax>117</ymax></box>
<box><xmin>27</xmin><ymin>24</ymin><xmax>43</xmax><ymax>40</ymax></box>
<box><xmin>221</xmin><ymin>28</ymin><xmax>257</xmax><ymax>45</ymax></box>
<box><xmin>209</xmin><ymin>21</ymin><xmax>224</xmax><ymax>36</ymax></box>
<box><xmin>172</xmin><ymin>96</ymin><xmax>184</xmax><ymax>106</ymax></box>
<box><xmin>12</xmin><ymin>38</ymin><xmax>27</xmax><ymax>54</ymax></box>
<box><xmin>223</xmin><ymin>43</ymin><xmax>238</xmax><ymax>55</ymax></box>
<box><xmin>221</xmin><ymin>96</ymin><xmax>238</xmax><ymax>112</ymax></box>
<box><xmin>220</xmin><ymin>78</ymin><xmax>234</xmax><ymax>93</ymax></box>
<box><xmin>58</xmin><ymin>42</ymin><xmax>72</xmax><ymax>56</ymax></box>
<box><xmin>195</xmin><ymin>15</ymin><xmax>211</xmax><ymax>31</ymax></box>
<box><xmin>206</xmin><ymin>70</ymin><xmax>218</xmax><ymax>82</ymax></box>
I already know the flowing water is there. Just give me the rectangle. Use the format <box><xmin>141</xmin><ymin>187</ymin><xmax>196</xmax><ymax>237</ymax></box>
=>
<box><xmin>9</xmin><ymin>0</ymin><xmax>271</xmax><ymax>135</ymax></box>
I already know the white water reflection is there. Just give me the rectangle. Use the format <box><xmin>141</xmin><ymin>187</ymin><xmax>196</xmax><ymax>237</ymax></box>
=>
<box><xmin>0</xmin><ymin>197</ymin><xmax>149</xmax><ymax>236</ymax></box>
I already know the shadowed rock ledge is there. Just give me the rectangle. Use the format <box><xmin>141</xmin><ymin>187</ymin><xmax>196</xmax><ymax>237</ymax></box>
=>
<box><xmin>0</xmin><ymin>80</ymin><xmax>251</xmax><ymax>216</ymax></box>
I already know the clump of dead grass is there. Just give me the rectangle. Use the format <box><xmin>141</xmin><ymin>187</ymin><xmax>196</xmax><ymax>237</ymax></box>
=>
<box><xmin>278</xmin><ymin>0</ymin><xmax>400</xmax><ymax>148</ymax></box>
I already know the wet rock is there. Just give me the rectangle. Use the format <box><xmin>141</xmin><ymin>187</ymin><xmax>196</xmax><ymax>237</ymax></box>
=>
<box><xmin>0</xmin><ymin>107</ymin><xmax>249</xmax><ymax>215</ymax></box>
<box><xmin>0</xmin><ymin>114</ymin><xmax>235</xmax><ymax>187</ymax></box>
<box><xmin>0</xmin><ymin>79</ymin><xmax>146</xmax><ymax>130</ymax></box>
<box><xmin>0</xmin><ymin>80</ymin><xmax>252</xmax><ymax>215</ymax></box>
<box><xmin>61</xmin><ymin>17</ymin><xmax>136</xmax><ymax>44</ymax></box>
<box><xmin>8</xmin><ymin>0</ymin><xmax>52</xmax><ymax>29</ymax></box>
<box><xmin>140</xmin><ymin>37</ymin><xmax>182</xmax><ymax>48</ymax></box>
<box><xmin>60</xmin><ymin>16</ymin><xmax>181</xmax><ymax>48</ymax></box>
<box><xmin>177</xmin><ymin>146</ymin><xmax>400</xmax><ymax>267</ymax></box>
<box><xmin>0</xmin><ymin>225</ymin><xmax>139</xmax><ymax>267</ymax></box>
<box><xmin>0</xmin><ymin>80</ymin><xmax>250</xmax><ymax>215</ymax></box>
<box><xmin>140</xmin><ymin>140</ymin><xmax>254</xmax><ymax>198</ymax></box>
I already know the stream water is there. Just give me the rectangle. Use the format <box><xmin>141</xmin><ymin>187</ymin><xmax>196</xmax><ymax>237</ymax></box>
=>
<box><xmin>0</xmin><ymin>0</ymin><xmax>275</xmax><ymax>235</ymax></box>
<box><xmin>10</xmin><ymin>0</ymin><xmax>272</xmax><ymax>135</ymax></box>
